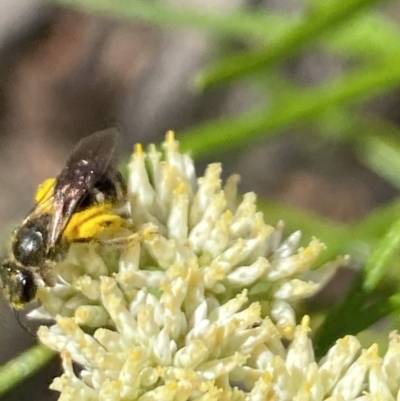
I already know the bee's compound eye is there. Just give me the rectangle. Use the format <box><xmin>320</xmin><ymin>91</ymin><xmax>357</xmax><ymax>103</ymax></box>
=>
<box><xmin>1</xmin><ymin>262</ymin><xmax>37</xmax><ymax>307</ymax></box>
<box><xmin>17</xmin><ymin>268</ymin><xmax>37</xmax><ymax>305</ymax></box>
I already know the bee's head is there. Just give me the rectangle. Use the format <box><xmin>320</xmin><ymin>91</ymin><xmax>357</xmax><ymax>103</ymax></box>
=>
<box><xmin>12</xmin><ymin>216</ymin><xmax>50</xmax><ymax>267</ymax></box>
<box><xmin>1</xmin><ymin>261</ymin><xmax>37</xmax><ymax>307</ymax></box>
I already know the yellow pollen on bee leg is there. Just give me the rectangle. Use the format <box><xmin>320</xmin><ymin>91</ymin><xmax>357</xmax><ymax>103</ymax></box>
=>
<box><xmin>13</xmin><ymin>301</ymin><xmax>26</xmax><ymax>310</ymax></box>
<box><xmin>63</xmin><ymin>205</ymin><xmax>126</xmax><ymax>241</ymax></box>
<box><xmin>35</xmin><ymin>177</ymin><xmax>56</xmax><ymax>204</ymax></box>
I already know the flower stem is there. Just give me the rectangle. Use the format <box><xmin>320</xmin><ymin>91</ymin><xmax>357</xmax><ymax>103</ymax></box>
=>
<box><xmin>0</xmin><ymin>344</ymin><xmax>55</xmax><ymax>396</ymax></box>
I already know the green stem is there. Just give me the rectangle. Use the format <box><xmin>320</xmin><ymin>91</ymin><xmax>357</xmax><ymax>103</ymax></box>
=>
<box><xmin>0</xmin><ymin>344</ymin><xmax>55</xmax><ymax>396</ymax></box>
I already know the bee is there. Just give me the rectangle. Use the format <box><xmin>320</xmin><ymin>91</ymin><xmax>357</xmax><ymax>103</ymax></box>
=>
<box><xmin>0</xmin><ymin>128</ymin><xmax>128</xmax><ymax>308</ymax></box>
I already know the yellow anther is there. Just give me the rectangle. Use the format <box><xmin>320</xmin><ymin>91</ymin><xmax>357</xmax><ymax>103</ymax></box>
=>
<box><xmin>283</xmin><ymin>326</ymin><xmax>295</xmax><ymax>339</ymax></box>
<box><xmin>142</xmin><ymin>227</ymin><xmax>157</xmax><ymax>241</ymax></box>
<box><xmin>301</xmin><ymin>315</ymin><xmax>311</xmax><ymax>328</ymax></box>
<box><xmin>224</xmin><ymin>209</ymin><xmax>233</xmax><ymax>221</ymax></box>
<box><xmin>167</xmin><ymin>382</ymin><xmax>178</xmax><ymax>391</ymax></box>
<box><xmin>338</xmin><ymin>336</ymin><xmax>350</xmax><ymax>346</ymax></box>
<box><xmin>112</xmin><ymin>380</ymin><xmax>122</xmax><ymax>390</ymax></box>
<box><xmin>165</xmin><ymin>130</ymin><xmax>175</xmax><ymax>142</ymax></box>
<box><xmin>134</xmin><ymin>143</ymin><xmax>143</xmax><ymax>155</ymax></box>
<box><xmin>368</xmin><ymin>343</ymin><xmax>379</xmax><ymax>358</ymax></box>
<box><xmin>175</xmin><ymin>182</ymin><xmax>186</xmax><ymax>194</ymax></box>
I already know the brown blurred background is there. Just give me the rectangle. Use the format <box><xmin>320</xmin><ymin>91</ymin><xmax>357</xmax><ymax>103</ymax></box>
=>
<box><xmin>0</xmin><ymin>1</ymin><xmax>398</xmax><ymax>400</ymax></box>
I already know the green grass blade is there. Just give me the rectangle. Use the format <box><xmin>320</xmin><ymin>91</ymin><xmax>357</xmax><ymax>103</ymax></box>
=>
<box><xmin>356</xmin><ymin>130</ymin><xmax>400</xmax><ymax>190</ymax></box>
<box><xmin>195</xmin><ymin>0</ymin><xmax>386</xmax><ymax>90</ymax></box>
<box><xmin>258</xmin><ymin>200</ymin><xmax>351</xmax><ymax>263</ymax></box>
<box><xmin>328</xmin><ymin>13</ymin><xmax>400</xmax><ymax>57</ymax></box>
<box><xmin>258</xmin><ymin>199</ymin><xmax>345</xmax><ymax>238</ymax></box>
<box><xmin>351</xmin><ymin>198</ymin><xmax>400</xmax><ymax>242</ymax></box>
<box><xmin>0</xmin><ymin>344</ymin><xmax>55</xmax><ymax>396</ymax></box>
<box><xmin>45</xmin><ymin>0</ymin><xmax>295</xmax><ymax>40</ymax></box>
<box><xmin>181</xmin><ymin>58</ymin><xmax>400</xmax><ymax>158</ymax></box>
<box><xmin>314</xmin><ymin>108</ymin><xmax>400</xmax><ymax>188</ymax></box>
<box><xmin>314</xmin><ymin>291</ymin><xmax>394</xmax><ymax>356</ymax></box>
<box><xmin>363</xmin><ymin>213</ymin><xmax>400</xmax><ymax>290</ymax></box>
<box><xmin>314</xmin><ymin>269</ymin><xmax>398</xmax><ymax>357</ymax></box>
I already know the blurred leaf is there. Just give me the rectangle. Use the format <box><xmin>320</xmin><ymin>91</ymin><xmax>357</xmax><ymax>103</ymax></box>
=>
<box><xmin>0</xmin><ymin>344</ymin><xmax>54</xmax><ymax>396</ymax></box>
<box><xmin>258</xmin><ymin>199</ymin><xmax>351</xmax><ymax>264</ymax></box>
<box><xmin>260</xmin><ymin>196</ymin><xmax>400</xmax><ymax>268</ymax></box>
<box><xmin>46</xmin><ymin>0</ymin><xmax>296</xmax><ymax>40</ymax></box>
<box><xmin>356</xmin><ymin>328</ymin><xmax>390</xmax><ymax>351</ymax></box>
<box><xmin>307</xmin><ymin>0</ymin><xmax>400</xmax><ymax>57</ymax></box>
<box><xmin>351</xmin><ymin>198</ymin><xmax>400</xmax><ymax>241</ymax></box>
<box><xmin>314</xmin><ymin>270</ymin><xmax>396</xmax><ymax>357</ymax></box>
<box><xmin>314</xmin><ymin>195</ymin><xmax>400</xmax><ymax>354</ymax></box>
<box><xmin>195</xmin><ymin>0</ymin><xmax>386</xmax><ymax>89</ymax></box>
<box><xmin>181</xmin><ymin>57</ymin><xmax>400</xmax><ymax>158</ymax></box>
<box><xmin>327</xmin><ymin>13</ymin><xmax>400</xmax><ymax>57</ymax></box>
<box><xmin>356</xmin><ymin>127</ymin><xmax>400</xmax><ymax>190</ymax></box>
<box><xmin>363</xmin><ymin>212</ymin><xmax>400</xmax><ymax>290</ymax></box>
<box><xmin>259</xmin><ymin>199</ymin><xmax>345</xmax><ymax>238</ymax></box>
<box><xmin>315</xmin><ymin>108</ymin><xmax>400</xmax><ymax>189</ymax></box>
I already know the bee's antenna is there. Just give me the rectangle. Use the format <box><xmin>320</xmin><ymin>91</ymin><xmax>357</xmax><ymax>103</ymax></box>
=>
<box><xmin>14</xmin><ymin>308</ymin><xmax>36</xmax><ymax>337</ymax></box>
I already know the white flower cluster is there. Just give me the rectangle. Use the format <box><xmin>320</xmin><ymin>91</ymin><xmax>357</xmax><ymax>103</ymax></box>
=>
<box><xmin>39</xmin><ymin>311</ymin><xmax>400</xmax><ymax>401</ymax></box>
<box><xmin>32</xmin><ymin>132</ymin><xmax>400</xmax><ymax>400</ymax></box>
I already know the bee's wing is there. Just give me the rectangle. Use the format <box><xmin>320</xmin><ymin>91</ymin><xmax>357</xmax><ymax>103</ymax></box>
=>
<box><xmin>20</xmin><ymin>179</ymin><xmax>56</xmax><ymax>226</ymax></box>
<box><xmin>20</xmin><ymin>198</ymin><xmax>55</xmax><ymax>227</ymax></box>
<box><xmin>47</xmin><ymin>128</ymin><xmax>121</xmax><ymax>249</ymax></box>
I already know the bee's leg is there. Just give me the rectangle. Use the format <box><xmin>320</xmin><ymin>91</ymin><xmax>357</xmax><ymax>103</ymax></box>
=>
<box><xmin>72</xmin><ymin>233</ymin><xmax>141</xmax><ymax>251</ymax></box>
<box><xmin>65</xmin><ymin>209</ymin><xmax>132</xmax><ymax>243</ymax></box>
<box><xmin>72</xmin><ymin>233</ymin><xmax>135</xmax><ymax>249</ymax></box>
<box><xmin>91</xmin><ymin>187</ymin><xmax>105</xmax><ymax>204</ymax></box>
<box><xmin>68</xmin><ymin>208</ymin><xmax>159</xmax><ymax>250</ymax></box>
<box><xmin>47</xmin><ymin>240</ymin><xmax>70</xmax><ymax>263</ymax></box>
<box><xmin>95</xmin><ymin>226</ymin><xmax>159</xmax><ymax>250</ymax></box>
<box><xmin>95</xmin><ymin>227</ymin><xmax>159</xmax><ymax>248</ymax></box>
<box><xmin>40</xmin><ymin>263</ymin><xmax>56</xmax><ymax>287</ymax></box>
<box><xmin>96</xmin><ymin>232</ymin><xmax>146</xmax><ymax>250</ymax></box>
